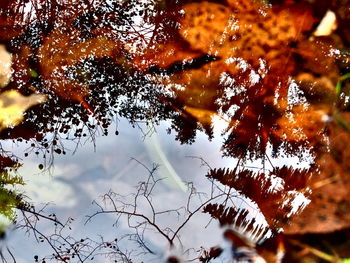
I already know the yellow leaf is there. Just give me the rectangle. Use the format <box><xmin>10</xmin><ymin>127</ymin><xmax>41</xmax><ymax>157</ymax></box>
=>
<box><xmin>0</xmin><ymin>44</ymin><xmax>12</xmax><ymax>88</ymax></box>
<box><xmin>0</xmin><ymin>90</ymin><xmax>47</xmax><ymax>131</ymax></box>
<box><xmin>313</xmin><ymin>10</ymin><xmax>337</xmax><ymax>37</ymax></box>
<box><xmin>183</xmin><ymin>106</ymin><xmax>217</xmax><ymax>125</ymax></box>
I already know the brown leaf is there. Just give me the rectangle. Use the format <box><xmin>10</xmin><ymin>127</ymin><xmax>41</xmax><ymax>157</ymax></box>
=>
<box><xmin>284</xmin><ymin>114</ymin><xmax>350</xmax><ymax>234</ymax></box>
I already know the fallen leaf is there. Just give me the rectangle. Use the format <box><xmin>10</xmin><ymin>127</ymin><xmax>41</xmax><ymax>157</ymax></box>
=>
<box><xmin>283</xmin><ymin>113</ymin><xmax>350</xmax><ymax>234</ymax></box>
<box><xmin>0</xmin><ymin>45</ymin><xmax>12</xmax><ymax>88</ymax></box>
<box><xmin>313</xmin><ymin>10</ymin><xmax>337</xmax><ymax>37</ymax></box>
<box><xmin>0</xmin><ymin>90</ymin><xmax>47</xmax><ymax>131</ymax></box>
<box><xmin>183</xmin><ymin>106</ymin><xmax>217</xmax><ymax>125</ymax></box>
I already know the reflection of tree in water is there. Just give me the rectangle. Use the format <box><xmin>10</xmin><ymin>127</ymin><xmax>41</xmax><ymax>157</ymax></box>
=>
<box><xmin>204</xmin><ymin>166</ymin><xmax>313</xmax><ymax>230</ymax></box>
<box><xmin>0</xmin><ymin>152</ymin><xmax>24</xmax><ymax>227</ymax></box>
<box><xmin>0</xmin><ymin>0</ymin><xmax>350</xmax><ymax>262</ymax></box>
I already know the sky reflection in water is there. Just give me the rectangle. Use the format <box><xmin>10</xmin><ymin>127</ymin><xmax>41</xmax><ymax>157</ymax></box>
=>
<box><xmin>4</xmin><ymin>119</ymin><xmax>238</xmax><ymax>262</ymax></box>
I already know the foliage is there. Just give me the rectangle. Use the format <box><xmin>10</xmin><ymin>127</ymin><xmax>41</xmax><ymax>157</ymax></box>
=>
<box><xmin>203</xmin><ymin>166</ymin><xmax>312</xmax><ymax>233</ymax></box>
<box><xmin>0</xmin><ymin>154</ymin><xmax>24</xmax><ymax>228</ymax></box>
<box><xmin>0</xmin><ymin>0</ymin><xmax>349</xmax><ymax>261</ymax></box>
<box><xmin>336</xmin><ymin>72</ymin><xmax>350</xmax><ymax>95</ymax></box>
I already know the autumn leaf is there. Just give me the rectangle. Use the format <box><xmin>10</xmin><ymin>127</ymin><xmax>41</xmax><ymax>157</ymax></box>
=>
<box><xmin>205</xmin><ymin>166</ymin><xmax>311</xmax><ymax>230</ymax></box>
<box><xmin>0</xmin><ymin>90</ymin><xmax>47</xmax><ymax>131</ymax></box>
<box><xmin>0</xmin><ymin>44</ymin><xmax>12</xmax><ymax>88</ymax></box>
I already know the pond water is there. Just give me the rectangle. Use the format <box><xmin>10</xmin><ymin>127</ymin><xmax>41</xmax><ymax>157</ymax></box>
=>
<box><xmin>1</xmin><ymin>0</ymin><xmax>350</xmax><ymax>262</ymax></box>
<box><xmin>2</xmin><ymin>119</ymin><xmax>232</xmax><ymax>262</ymax></box>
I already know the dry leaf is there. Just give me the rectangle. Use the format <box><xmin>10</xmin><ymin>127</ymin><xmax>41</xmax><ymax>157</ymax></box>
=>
<box><xmin>313</xmin><ymin>10</ymin><xmax>337</xmax><ymax>37</ymax></box>
<box><xmin>0</xmin><ymin>90</ymin><xmax>47</xmax><ymax>131</ymax></box>
<box><xmin>0</xmin><ymin>45</ymin><xmax>12</xmax><ymax>88</ymax></box>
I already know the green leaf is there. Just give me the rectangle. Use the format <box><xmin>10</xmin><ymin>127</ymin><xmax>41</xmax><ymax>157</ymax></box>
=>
<box><xmin>29</xmin><ymin>68</ymin><xmax>39</xmax><ymax>78</ymax></box>
<box><xmin>340</xmin><ymin>72</ymin><xmax>350</xmax><ymax>82</ymax></box>
<box><xmin>0</xmin><ymin>157</ymin><xmax>26</xmax><ymax>227</ymax></box>
<box><xmin>336</xmin><ymin>72</ymin><xmax>350</xmax><ymax>96</ymax></box>
<box><xmin>334</xmin><ymin>113</ymin><xmax>350</xmax><ymax>132</ymax></box>
<box><xmin>336</xmin><ymin>80</ymin><xmax>342</xmax><ymax>96</ymax></box>
<box><xmin>0</xmin><ymin>187</ymin><xmax>19</xmax><ymax>220</ymax></box>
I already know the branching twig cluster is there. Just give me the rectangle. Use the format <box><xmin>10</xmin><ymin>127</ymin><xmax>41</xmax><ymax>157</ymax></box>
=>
<box><xmin>86</xmin><ymin>160</ymin><xmax>246</xmax><ymax>261</ymax></box>
<box><xmin>11</xmin><ymin>204</ymin><xmax>133</xmax><ymax>263</ymax></box>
